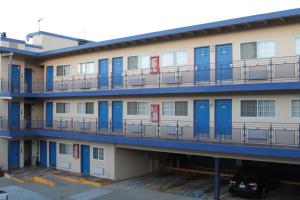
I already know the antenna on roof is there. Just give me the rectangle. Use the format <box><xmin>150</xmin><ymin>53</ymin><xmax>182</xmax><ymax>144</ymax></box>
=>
<box><xmin>37</xmin><ymin>18</ymin><xmax>43</xmax><ymax>32</ymax></box>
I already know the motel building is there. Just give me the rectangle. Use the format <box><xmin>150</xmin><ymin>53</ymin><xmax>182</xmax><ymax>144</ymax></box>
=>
<box><xmin>1</xmin><ymin>8</ymin><xmax>300</xmax><ymax>200</ymax></box>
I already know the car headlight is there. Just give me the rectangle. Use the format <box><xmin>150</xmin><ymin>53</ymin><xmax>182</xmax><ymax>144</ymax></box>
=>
<box><xmin>249</xmin><ymin>183</ymin><xmax>257</xmax><ymax>190</ymax></box>
<box><xmin>229</xmin><ymin>180</ymin><xmax>236</xmax><ymax>187</ymax></box>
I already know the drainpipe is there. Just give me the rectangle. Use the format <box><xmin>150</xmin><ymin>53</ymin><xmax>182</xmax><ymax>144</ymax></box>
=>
<box><xmin>7</xmin><ymin>139</ymin><xmax>11</xmax><ymax>175</ymax></box>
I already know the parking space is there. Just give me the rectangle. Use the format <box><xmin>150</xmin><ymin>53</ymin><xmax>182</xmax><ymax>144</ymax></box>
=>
<box><xmin>1</xmin><ymin>171</ymin><xmax>300</xmax><ymax>200</ymax></box>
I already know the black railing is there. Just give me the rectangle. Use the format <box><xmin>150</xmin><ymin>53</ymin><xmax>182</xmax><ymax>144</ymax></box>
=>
<box><xmin>0</xmin><ymin>56</ymin><xmax>299</xmax><ymax>94</ymax></box>
<box><xmin>1</xmin><ymin>117</ymin><xmax>299</xmax><ymax>148</ymax></box>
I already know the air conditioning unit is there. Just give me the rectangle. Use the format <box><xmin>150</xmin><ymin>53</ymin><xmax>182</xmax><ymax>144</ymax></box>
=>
<box><xmin>162</xmin><ymin>73</ymin><xmax>182</xmax><ymax>84</ymax></box>
<box><xmin>80</xmin><ymin>122</ymin><xmax>91</xmax><ymax>130</ymax></box>
<box><xmin>161</xmin><ymin>125</ymin><xmax>182</xmax><ymax>135</ymax></box>
<box><xmin>128</xmin><ymin>76</ymin><xmax>144</xmax><ymax>86</ymax></box>
<box><xmin>61</xmin><ymin>161</ymin><xmax>71</xmax><ymax>169</ymax></box>
<box><xmin>127</xmin><ymin>124</ymin><xmax>144</xmax><ymax>133</ymax></box>
<box><xmin>80</xmin><ymin>81</ymin><xmax>91</xmax><ymax>89</ymax></box>
<box><xmin>92</xmin><ymin>168</ymin><xmax>104</xmax><ymax>175</ymax></box>
<box><xmin>57</xmin><ymin>82</ymin><xmax>68</xmax><ymax>90</ymax></box>
<box><xmin>57</xmin><ymin>120</ymin><xmax>68</xmax><ymax>129</ymax></box>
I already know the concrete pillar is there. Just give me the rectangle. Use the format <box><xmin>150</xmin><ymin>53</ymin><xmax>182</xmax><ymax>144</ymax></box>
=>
<box><xmin>7</xmin><ymin>140</ymin><xmax>11</xmax><ymax>174</ymax></box>
<box><xmin>214</xmin><ymin>157</ymin><xmax>220</xmax><ymax>200</ymax></box>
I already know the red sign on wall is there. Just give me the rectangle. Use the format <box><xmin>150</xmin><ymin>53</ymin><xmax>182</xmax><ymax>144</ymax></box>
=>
<box><xmin>150</xmin><ymin>56</ymin><xmax>160</xmax><ymax>74</ymax></box>
<box><xmin>73</xmin><ymin>144</ymin><xmax>79</xmax><ymax>159</ymax></box>
<box><xmin>150</xmin><ymin>104</ymin><xmax>160</xmax><ymax>122</ymax></box>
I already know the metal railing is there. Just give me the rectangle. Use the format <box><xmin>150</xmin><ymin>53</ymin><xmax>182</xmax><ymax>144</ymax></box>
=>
<box><xmin>1</xmin><ymin>116</ymin><xmax>299</xmax><ymax>148</ymax></box>
<box><xmin>0</xmin><ymin>56</ymin><xmax>299</xmax><ymax>94</ymax></box>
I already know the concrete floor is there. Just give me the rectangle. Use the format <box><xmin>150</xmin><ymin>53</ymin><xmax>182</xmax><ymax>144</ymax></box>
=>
<box><xmin>0</xmin><ymin>172</ymin><xmax>300</xmax><ymax>200</ymax></box>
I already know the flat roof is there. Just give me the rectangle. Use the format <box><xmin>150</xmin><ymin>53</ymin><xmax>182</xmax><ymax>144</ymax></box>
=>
<box><xmin>1</xmin><ymin>8</ymin><xmax>300</xmax><ymax>58</ymax></box>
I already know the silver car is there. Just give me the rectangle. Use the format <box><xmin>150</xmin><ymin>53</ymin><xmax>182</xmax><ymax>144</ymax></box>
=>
<box><xmin>0</xmin><ymin>190</ymin><xmax>8</xmax><ymax>200</ymax></box>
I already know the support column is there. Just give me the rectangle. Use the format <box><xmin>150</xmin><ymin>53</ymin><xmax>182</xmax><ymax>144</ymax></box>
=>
<box><xmin>7</xmin><ymin>140</ymin><xmax>11</xmax><ymax>175</ymax></box>
<box><xmin>214</xmin><ymin>157</ymin><xmax>220</xmax><ymax>200</ymax></box>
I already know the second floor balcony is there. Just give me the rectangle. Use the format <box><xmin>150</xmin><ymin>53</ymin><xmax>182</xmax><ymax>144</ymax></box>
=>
<box><xmin>1</xmin><ymin>116</ymin><xmax>299</xmax><ymax>149</ymax></box>
<box><xmin>0</xmin><ymin>56</ymin><xmax>300</xmax><ymax>95</ymax></box>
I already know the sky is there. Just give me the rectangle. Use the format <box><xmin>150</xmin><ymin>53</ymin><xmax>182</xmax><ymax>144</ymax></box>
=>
<box><xmin>1</xmin><ymin>0</ymin><xmax>300</xmax><ymax>42</ymax></box>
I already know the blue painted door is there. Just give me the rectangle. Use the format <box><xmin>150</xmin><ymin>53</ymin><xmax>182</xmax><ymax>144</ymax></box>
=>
<box><xmin>11</xmin><ymin>65</ymin><xmax>20</xmax><ymax>92</ymax></box>
<box><xmin>98</xmin><ymin>101</ymin><xmax>109</xmax><ymax>132</ymax></box>
<box><xmin>49</xmin><ymin>142</ymin><xmax>56</xmax><ymax>168</ymax></box>
<box><xmin>9</xmin><ymin>140</ymin><xmax>20</xmax><ymax>169</ymax></box>
<box><xmin>81</xmin><ymin>145</ymin><xmax>90</xmax><ymax>175</ymax></box>
<box><xmin>112</xmin><ymin>57</ymin><xmax>123</xmax><ymax>88</ymax></box>
<box><xmin>25</xmin><ymin>68</ymin><xmax>32</xmax><ymax>93</ymax></box>
<box><xmin>215</xmin><ymin>99</ymin><xmax>232</xmax><ymax>139</ymax></box>
<box><xmin>216</xmin><ymin>44</ymin><xmax>232</xmax><ymax>81</ymax></box>
<box><xmin>46</xmin><ymin>102</ymin><xmax>53</xmax><ymax>127</ymax></box>
<box><xmin>112</xmin><ymin>101</ymin><xmax>123</xmax><ymax>133</ymax></box>
<box><xmin>40</xmin><ymin>140</ymin><xmax>47</xmax><ymax>167</ymax></box>
<box><xmin>46</xmin><ymin>66</ymin><xmax>53</xmax><ymax>91</ymax></box>
<box><xmin>194</xmin><ymin>47</ymin><xmax>210</xmax><ymax>83</ymax></box>
<box><xmin>10</xmin><ymin>102</ymin><xmax>20</xmax><ymax>130</ymax></box>
<box><xmin>194</xmin><ymin>100</ymin><xmax>210</xmax><ymax>137</ymax></box>
<box><xmin>98</xmin><ymin>59</ymin><xmax>109</xmax><ymax>88</ymax></box>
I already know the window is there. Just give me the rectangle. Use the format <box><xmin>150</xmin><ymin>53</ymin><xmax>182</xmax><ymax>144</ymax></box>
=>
<box><xmin>240</xmin><ymin>40</ymin><xmax>275</xmax><ymax>59</ymax></box>
<box><xmin>296</xmin><ymin>37</ymin><xmax>300</xmax><ymax>55</ymax></box>
<box><xmin>59</xmin><ymin>143</ymin><xmax>73</xmax><ymax>155</ymax></box>
<box><xmin>291</xmin><ymin>100</ymin><xmax>300</xmax><ymax>118</ymax></box>
<box><xmin>127</xmin><ymin>102</ymin><xmax>149</xmax><ymax>115</ymax></box>
<box><xmin>92</xmin><ymin>147</ymin><xmax>104</xmax><ymax>161</ymax></box>
<box><xmin>241</xmin><ymin>100</ymin><xmax>275</xmax><ymax>117</ymax></box>
<box><xmin>56</xmin><ymin>103</ymin><xmax>70</xmax><ymax>113</ymax></box>
<box><xmin>161</xmin><ymin>50</ymin><xmax>187</xmax><ymax>67</ymax></box>
<box><xmin>127</xmin><ymin>55</ymin><xmax>150</xmax><ymax>70</ymax></box>
<box><xmin>241</xmin><ymin>100</ymin><xmax>257</xmax><ymax>117</ymax></box>
<box><xmin>56</xmin><ymin>65</ymin><xmax>70</xmax><ymax>76</ymax></box>
<box><xmin>162</xmin><ymin>101</ymin><xmax>188</xmax><ymax>116</ymax></box>
<box><xmin>77</xmin><ymin>102</ymin><xmax>94</xmax><ymax>114</ymax></box>
<box><xmin>257</xmin><ymin>40</ymin><xmax>275</xmax><ymax>58</ymax></box>
<box><xmin>77</xmin><ymin>62</ymin><xmax>94</xmax><ymax>74</ymax></box>
<box><xmin>240</xmin><ymin>42</ymin><xmax>257</xmax><ymax>59</ymax></box>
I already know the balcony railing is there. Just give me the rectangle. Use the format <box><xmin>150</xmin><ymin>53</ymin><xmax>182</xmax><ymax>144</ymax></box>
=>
<box><xmin>0</xmin><ymin>56</ymin><xmax>299</xmax><ymax>94</ymax></box>
<box><xmin>1</xmin><ymin>116</ymin><xmax>299</xmax><ymax>148</ymax></box>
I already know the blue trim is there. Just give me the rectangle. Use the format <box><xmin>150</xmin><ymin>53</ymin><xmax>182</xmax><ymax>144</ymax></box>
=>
<box><xmin>1</xmin><ymin>8</ymin><xmax>300</xmax><ymax>58</ymax></box>
<box><xmin>2</xmin><ymin>130</ymin><xmax>300</xmax><ymax>159</ymax></box>
<box><xmin>1</xmin><ymin>82</ymin><xmax>299</xmax><ymax>98</ymax></box>
<box><xmin>0</xmin><ymin>46</ymin><xmax>39</xmax><ymax>56</ymax></box>
<box><xmin>25</xmin><ymin>43</ymin><xmax>43</xmax><ymax>49</ymax></box>
<box><xmin>26</xmin><ymin>31</ymin><xmax>93</xmax><ymax>43</ymax></box>
<box><xmin>0</xmin><ymin>37</ymin><xmax>25</xmax><ymax>44</ymax></box>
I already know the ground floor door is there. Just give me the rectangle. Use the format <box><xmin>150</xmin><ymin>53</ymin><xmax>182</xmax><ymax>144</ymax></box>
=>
<box><xmin>24</xmin><ymin>140</ymin><xmax>32</xmax><ymax>167</ymax></box>
<box><xmin>40</xmin><ymin>140</ymin><xmax>47</xmax><ymax>167</ymax></box>
<box><xmin>49</xmin><ymin>142</ymin><xmax>56</xmax><ymax>168</ymax></box>
<box><xmin>81</xmin><ymin>145</ymin><xmax>90</xmax><ymax>175</ymax></box>
<box><xmin>9</xmin><ymin>140</ymin><xmax>20</xmax><ymax>169</ymax></box>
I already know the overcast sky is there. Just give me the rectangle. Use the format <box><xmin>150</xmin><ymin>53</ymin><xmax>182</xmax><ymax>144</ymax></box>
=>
<box><xmin>1</xmin><ymin>0</ymin><xmax>300</xmax><ymax>42</ymax></box>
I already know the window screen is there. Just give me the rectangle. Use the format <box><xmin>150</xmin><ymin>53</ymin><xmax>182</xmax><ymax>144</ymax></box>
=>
<box><xmin>127</xmin><ymin>102</ymin><xmax>137</xmax><ymax>115</ymax></box>
<box><xmin>128</xmin><ymin>56</ymin><xmax>138</xmax><ymax>70</ymax></box>
<box><xmin>292</xmin><ymin>100</ymin><xmax>300</xmax><ymax>118</ymax></box>
<box><xmin>240</xmin><ymin>42</ymin><xmax>257</xmax><ymax>59</ymax></box>
<box><xmin>241</xmin><ymin>100</ymin><xmax>257</xmax><ymax>117</ymax></box>
<box><xmin>175</xmin><ymin>101</ymin><xmax>188</xmax><ymax>116</ymax></box>
<box><xmin>86</xmin><ymin>102</ymin><xmax>94</xmax><ymax>114</ymax></box>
